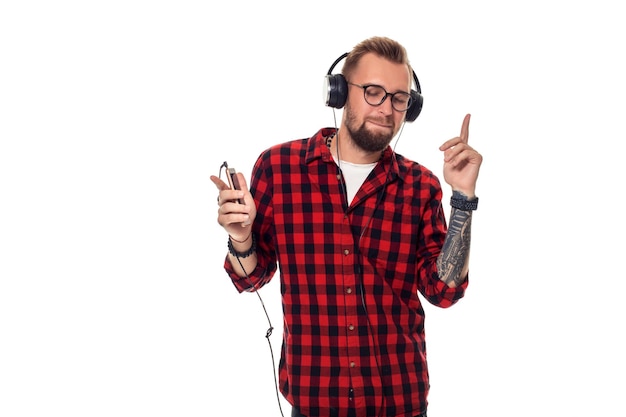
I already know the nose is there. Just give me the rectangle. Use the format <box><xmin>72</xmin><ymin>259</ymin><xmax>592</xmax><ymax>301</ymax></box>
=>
<box><xmin>378</xmin><ymin>95</ymin><xmax>394</xmax><ymax>116</ymax></box>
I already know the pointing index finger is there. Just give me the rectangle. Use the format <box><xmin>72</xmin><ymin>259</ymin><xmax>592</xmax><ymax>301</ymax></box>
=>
<box><xmin>460</xmin><ymin>113</ymin><xmax>471</xmax><ymax>143</ymax></box>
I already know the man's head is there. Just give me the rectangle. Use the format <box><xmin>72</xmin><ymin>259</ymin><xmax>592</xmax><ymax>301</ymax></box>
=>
<box><xmin>340</xmin><ymin>37</ymin><xmax>415</xmax><ymax>153</ymax></box>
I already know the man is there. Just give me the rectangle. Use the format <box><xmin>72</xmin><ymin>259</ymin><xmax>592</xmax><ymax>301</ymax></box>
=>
<box><xmin>211</xmin><ymin>36</ymin><xmax>482</xmax><ymax>417</ymax></box>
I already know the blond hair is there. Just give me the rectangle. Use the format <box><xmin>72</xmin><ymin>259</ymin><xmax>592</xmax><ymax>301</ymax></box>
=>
<box><xmin>342</xmin><ymin>36</ymin><xmax>412</xmax><ymax>80</ymax></box>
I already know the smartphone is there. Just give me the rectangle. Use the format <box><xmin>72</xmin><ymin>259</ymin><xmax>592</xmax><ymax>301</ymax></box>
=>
<box><xmin>224</xmin><ymin>162</ymin><xmax>243</xmax><ymax>204</ymax></box>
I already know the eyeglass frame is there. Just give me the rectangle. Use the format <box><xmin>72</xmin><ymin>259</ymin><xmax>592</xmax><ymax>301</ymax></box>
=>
<box><xmin>346</xmin><ymin>82</ymin><xmax>413</xmax><ymax>112</ymax></box>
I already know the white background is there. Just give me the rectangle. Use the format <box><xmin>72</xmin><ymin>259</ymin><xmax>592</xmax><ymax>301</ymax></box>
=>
<box><xmin>1</xmin><ymin>1</ymin><xmax>624</xmax><ymax>416</ymax></box>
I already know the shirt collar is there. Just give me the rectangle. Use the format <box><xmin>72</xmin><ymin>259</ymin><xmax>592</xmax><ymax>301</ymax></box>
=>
<box><xmin>305</xmin><ymin>128</ymin><xmax>337</xmax><ymax>164</ymax></box>
<box><xmin>305</xmin><ymin>127</ymin><xmax>402</xmax><ymax>184</ymax></box>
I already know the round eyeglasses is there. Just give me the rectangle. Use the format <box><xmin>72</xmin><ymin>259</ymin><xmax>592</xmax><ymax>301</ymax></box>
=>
<box><xmin>347</xmin><ymin>82</ymin><xmax>412</xmax><ymax>112</ymax></box>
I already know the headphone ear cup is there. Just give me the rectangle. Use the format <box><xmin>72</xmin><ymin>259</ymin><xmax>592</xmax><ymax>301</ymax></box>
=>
<box><xmin>325</xmin><ymin>74</ymin><xmax>348</xmax><ymax>109</ymax></box>
<box><xmin>405</xmin><ymin>89</ymin><xmax>423</xmax><ymax>122</ymax></box>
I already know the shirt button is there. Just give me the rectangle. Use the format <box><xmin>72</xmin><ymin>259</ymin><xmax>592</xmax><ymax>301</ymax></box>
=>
<box><xmin>348</xmin><ymin>324</ymin><xmax>354</xmax><ymax>331</ymax></box>
<box><xmin>346</xmin><ymin>287</ymin><xmax>352</xmax><ymax>294</ymax></box>
<box><xmin>350</xmin><ymin>362</ymin><xmax>356</xmax><ymax>368</ymax></box>
<box><xmin>343</xmin><ymin>249</ymin><xmax>350</xmax><ymax>255</ymax></box>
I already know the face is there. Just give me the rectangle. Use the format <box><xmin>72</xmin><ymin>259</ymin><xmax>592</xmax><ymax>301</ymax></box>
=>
<box><xmin>343</xmin><ymin>53</ymin><xmax>412</xmax><ymax>153</ymax></box>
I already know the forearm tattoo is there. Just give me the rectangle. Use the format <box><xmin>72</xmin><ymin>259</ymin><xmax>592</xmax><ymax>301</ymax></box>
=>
<box><xmin>437</xmin><ymin>207</ymin><xmax>473</xmax><ymax>286</ymax></box>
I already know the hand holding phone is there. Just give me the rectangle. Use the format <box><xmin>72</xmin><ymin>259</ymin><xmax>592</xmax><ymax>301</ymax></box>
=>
<box><xmin>213</xmin><ymin>161</ymin><xmax>255</xmax><ymax>229</ymax></box>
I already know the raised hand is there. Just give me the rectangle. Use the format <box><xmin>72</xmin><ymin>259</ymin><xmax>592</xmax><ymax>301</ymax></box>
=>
<box><xmin>439</xmin><ymin>114</ymin><xmax>482</xmax><ymax>198</ymax></box>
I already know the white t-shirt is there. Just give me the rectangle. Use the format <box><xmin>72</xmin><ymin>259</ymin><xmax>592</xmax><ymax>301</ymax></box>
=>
<box><xmin>337</xmin><ymin>159</ymin><xmax>377</xmax><ymax>205</ymax></box>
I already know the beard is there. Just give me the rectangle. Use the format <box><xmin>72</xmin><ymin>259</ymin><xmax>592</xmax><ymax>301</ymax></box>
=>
<box><xmin>344</xmin><ymin>105</ymin><xmax>396</xmax><ymax>153</ymax></box>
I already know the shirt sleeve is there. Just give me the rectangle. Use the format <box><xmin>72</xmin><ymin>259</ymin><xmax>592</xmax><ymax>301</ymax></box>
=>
<box><xmin>415</xmin><ymin>179</ymin><xmax>468</xmax><ymax>308</ymax></box>
<box><xmin>223</xmin><ymin>150</ymin><xmax>278</xmax><ymax>293</ymax></box>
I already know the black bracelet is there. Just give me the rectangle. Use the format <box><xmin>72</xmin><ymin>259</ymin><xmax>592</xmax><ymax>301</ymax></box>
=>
<box><xmin>450</xmin><ymin>191</ymin><xmax>479</xmax><ymax>211</ymax></box>
<box><xmin>228</xmin><ymin>233</ymin><xmax>256</xmax><ymax>258</ymax></box>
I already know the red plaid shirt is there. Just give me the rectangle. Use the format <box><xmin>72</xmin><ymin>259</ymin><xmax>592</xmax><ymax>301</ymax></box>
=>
<box><xmin>225</xmin><ymin>128</ymin><xmax>468</xmax><ymax>417</ymax></box>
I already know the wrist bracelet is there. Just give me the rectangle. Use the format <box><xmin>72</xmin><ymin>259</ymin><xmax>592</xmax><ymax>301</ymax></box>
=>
<box><xmin>228</xmin><ymin>233</ymin><xmax>256</xmax><ymax>258</ymax></box>
<box><xmin>229</xmin><ymin>232</ymin><xmax>251</xmax><ymax>244</ymax></box>
<box><xmin>450</xmin><ymin>191</ymin><xmax>479</xmax><ymax>211</ymax></box>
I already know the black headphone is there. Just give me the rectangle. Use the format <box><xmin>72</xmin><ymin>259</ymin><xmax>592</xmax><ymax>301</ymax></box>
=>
<box><xmin>324</xmin><ymin>52</ymin><xmax>423</xmax><ymax>122</ymax></box>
